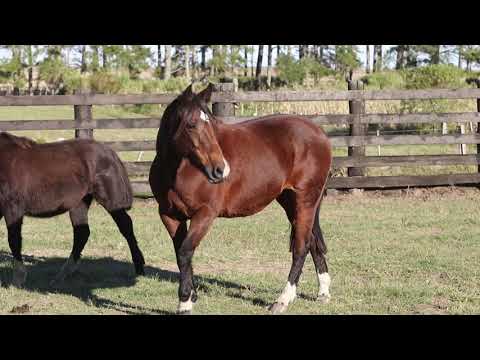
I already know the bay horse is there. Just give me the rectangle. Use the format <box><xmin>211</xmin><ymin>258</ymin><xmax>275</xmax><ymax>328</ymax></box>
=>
<box><xmin>0</xmin><ymin>132</ymin><xmax>145</xmax><ymax>287</ymax></box>
<box><xmin>149</xmin><ymin>84</ymin><xmax>332</xmax><ymax>314</ymax></box>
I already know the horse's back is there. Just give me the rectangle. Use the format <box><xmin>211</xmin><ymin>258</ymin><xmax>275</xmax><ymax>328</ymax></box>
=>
<box><xmin>0</xmin><ymin>138</ymin><xmax>133</xmax><ymax>215</ymax></box>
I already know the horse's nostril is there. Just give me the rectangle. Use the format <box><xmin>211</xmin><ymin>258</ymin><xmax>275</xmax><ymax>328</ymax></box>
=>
<box><xmin>213</xmin><ymin>166</ymin><xmax>224</xmax><ymax>179</ymax></box>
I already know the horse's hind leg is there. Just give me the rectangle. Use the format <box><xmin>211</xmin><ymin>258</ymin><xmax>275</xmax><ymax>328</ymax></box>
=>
<box><xmin>51</xmin><ymin>196</ymin><xmax>92</xmax><ymax>286</ymax></box>
<box><xmin>109</xmin><ymin>209</ymin><xmax>145</xmax><ymax>276</ymax></box>
<box><xmin>271</xmin><ymin>191</ymin><xmax>318</xmax><ymax>314</ymax></box>
<box><xmin>7</xmin><ymin>217</ymin><xmax>27</xmax><ymax>287</ymax></box>
<box><xmin>310</xmin><ymin>205</ymin><xmax>331</xmax><ymax>303</ymax></box>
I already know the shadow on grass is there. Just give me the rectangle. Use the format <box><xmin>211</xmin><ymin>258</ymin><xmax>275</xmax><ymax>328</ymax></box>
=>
<box><xmin>0</xmin><ymin>250</ymin><xmax>271</xmax><ymax>314</ymax></box>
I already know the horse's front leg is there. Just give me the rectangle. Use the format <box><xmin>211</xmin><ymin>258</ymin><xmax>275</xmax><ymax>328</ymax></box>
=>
<box><xmin>161</xmin><ymin>207</ymin><xmax>216</xmax><ymax>314</ymax></box>
<box><xmin>6</xmin><ymin>217</ymin><xmax>27</xmax><ymax>287</ymax></box>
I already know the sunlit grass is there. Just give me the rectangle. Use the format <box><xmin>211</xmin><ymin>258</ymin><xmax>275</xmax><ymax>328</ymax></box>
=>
<box><xmin>1</xmin><ymin>188</ymin><xmax>479</xmax><ymax>314</ymax></box>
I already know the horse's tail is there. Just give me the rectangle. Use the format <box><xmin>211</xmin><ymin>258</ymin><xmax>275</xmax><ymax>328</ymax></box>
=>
<box><xmin>114</xmin><ymin>151</ymin><xmax>134</xmax><ymax>210</ymax></box>
<box><xmin>311</xmin><ymin>168</ymin><xmax>329</xmax><ymax>254</ymax></box>
<box><xmin>312</xmin><ymin>199</ymin><xmax>327</xmax><ymax>255</ymax></box>
<box><xmin>94</xmin><ymin>144</ymin><xmax>133</xmax><ymax>212</ymax></box>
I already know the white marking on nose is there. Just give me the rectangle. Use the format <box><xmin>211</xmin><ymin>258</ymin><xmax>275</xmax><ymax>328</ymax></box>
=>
<box><xmin>200</xmin><ymin>110</ymin><xmax>209</xmax><ymax>123</ymax></box>
<box><xmin>223</xmin><ymin>158</ymin><xmax>230</xmax><ymax>179</ymax></box>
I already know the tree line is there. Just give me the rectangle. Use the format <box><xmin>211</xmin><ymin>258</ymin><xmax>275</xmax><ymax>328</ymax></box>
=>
<box><xmin>1</xmin><ymin>45</ymin><xmax>479</xmax><ymax>93</ymax></box>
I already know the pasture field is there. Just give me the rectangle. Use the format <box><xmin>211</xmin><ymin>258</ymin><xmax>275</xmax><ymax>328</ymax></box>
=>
<box><xmin>1</xmin><ymin>187</ymin><xmax>479</xmax><ymax>315</ymax></box>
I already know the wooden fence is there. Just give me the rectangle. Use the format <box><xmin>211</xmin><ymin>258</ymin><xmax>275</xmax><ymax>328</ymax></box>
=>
<box><xmin>2</xmin><ymin>83</ymin><xmax>480</xmax><ymax>195</ymax></box>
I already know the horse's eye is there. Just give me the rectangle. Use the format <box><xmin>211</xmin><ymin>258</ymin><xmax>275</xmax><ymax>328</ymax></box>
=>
<box><xmin>186</xmin><ymin>121</ymin><xmax>196</xmax><ymax>129</ymax></box>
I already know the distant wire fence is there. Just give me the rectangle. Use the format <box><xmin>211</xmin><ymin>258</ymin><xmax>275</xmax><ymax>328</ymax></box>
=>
<box><xmin>2</xmin><ymin>81</ymin><xmax>480</xmax><ymax>194</ymax></box>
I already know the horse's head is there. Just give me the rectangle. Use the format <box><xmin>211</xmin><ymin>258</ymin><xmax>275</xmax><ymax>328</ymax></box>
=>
<box><xmin>162</xmin><ymin>83</ymin><xmax>230</xmax><ymax>184</ymax></box>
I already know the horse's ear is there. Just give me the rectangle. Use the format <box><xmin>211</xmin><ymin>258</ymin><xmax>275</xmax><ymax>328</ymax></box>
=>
<box><xmin>197</xmin><ymin>83</ymin><xmax>214</xmax><ymax>104</ymax></box>
<box><xmin>182</xmin><ymin>84</ymin><xmax>194</xmax><ymax>97</ymax></box>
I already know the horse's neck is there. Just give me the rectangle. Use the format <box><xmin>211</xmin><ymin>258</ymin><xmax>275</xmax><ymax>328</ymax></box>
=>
<box><xmin>159</xmin><ymin>144</ymin><xmax>184</xmax><ymax>180</ymax></box>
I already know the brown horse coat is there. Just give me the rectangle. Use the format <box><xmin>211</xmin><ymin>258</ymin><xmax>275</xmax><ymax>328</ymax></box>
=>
<box><xmin>0</xmin><ymin>133</ymin><xmax>132</xmax><ymax>223</ymax></box>
<box><xmin>149</xmin><ymin>84</ymin><xmax>332</xmax><ymax>314</ymax></box>
<box><xmin>151</xmin><ymin>114</ymin><xmax>331</xmax><ymax>221</ymax></box>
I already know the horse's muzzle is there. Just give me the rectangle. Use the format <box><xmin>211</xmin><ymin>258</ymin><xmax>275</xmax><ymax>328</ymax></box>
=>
<box><xmin>205</xmin><ymin>160</ymin><xmax>229</xmax><ymax>184</ymax></box>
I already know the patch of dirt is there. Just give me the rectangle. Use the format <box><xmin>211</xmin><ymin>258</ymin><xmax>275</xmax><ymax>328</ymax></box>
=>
<box><xmin>413</xmin><ymin>296</ymin><xmax>450</xmax><ymax>315</ymax></box>
<box><xmin>10</xmin><ymin>304</ymin><xmax>31</xmax><ymax>314</ymax></box>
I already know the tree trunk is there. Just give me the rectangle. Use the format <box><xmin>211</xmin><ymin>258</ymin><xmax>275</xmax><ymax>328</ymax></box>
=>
<box><xmin>267</xmin><ymin>45</ymin><xmax>272</xmax><ymax>89</ymax></box>
<box><xmin>91</xmin><ymin>45</ymin><xmax>99</xmax><ymax>72</ymax></box>
<box><xmin>277</xmin><ymin>45</ymin><xmax>280</xmax><ymax>57</ymax></box>
<box><xmin>164</xmin><ymin>45</ymin><xmax>172</xmax><ymax>80</ymax></box>
<box><xmin>319</xmin><ymin>45</ymin><xmax>325</xmax><ymax>64</ymax></box>
<box><xmin>457</xmin><ymin>46</ymin><xmax>462</xmax><ymax>68</ymax></box>
<box><xmin>80</xmin><ymin>45</ymin><xmax>87</xmax><ymax>73</ymax></box>
<box><xmin>255</xmin><ymin>45</ymin><xmax>264</xmax><ymax>89</ymax></box>
<box><xmin>211</xmin><ymin>46</ymin><xmax>216</xmax><ymax>76</ymax></box>
<box><xmin>299</xmin><ymin>45</ymin><xmax>305</xmax><ymax>59</ymax></box>
<box><xmin>244</xmin><ymin>46</ymin><xmax>248</xmax><ymax>77</ymax></box>
<box><xmin>102</xmin><ymin>46</ymin><xmax>109</xmax><ymax>69</ymax></box>
<box><xmin>366</xmin><ymin>45</ymin><xmax>370</xmax><ymax>73</ymax></box>
<box><xmin>157</xmin><ymin>45</ymin><xmax>162</xmax><ymax>70</ymax></box>
<box><xmin>251</xmin><ymin>46</ymin><xmax>255</xmax><ymax>77</ymax></box>
<box><xmin>201</xmin><ymin>46</ymin><xmax>206</xmax><ymax>71</ymax></box>
<box><xmin>185</xmin><ymin>45</ymin><xmax>190</xmax><ymax>79</ymax></box>
<box><xmin>432</xmin><ymin>45</ymin><xmax>440</xmax><ymax>65</ymax></box>
<box><xmin>373</xmin><ymin>45</ymin><xmax>382</xmax><ymax>72</ymax></box>
<box><xmin>395</xmin><ymin>45</ymin><xmax>406</xmax><ymax>69</ymax></box>
<box><xmin>406</xmin><ymin>45</ymin><xmax>417</xmax><ymax>67</ymax></box>
<box><xmin>25</xmin><ymin>45</ymin><xmax>33</xmax><ymax>94</ymax></box>
<box><xmin>191</xmin><ymin>45</ymin><xmax>197</xmax><ymax>78</ymax></box>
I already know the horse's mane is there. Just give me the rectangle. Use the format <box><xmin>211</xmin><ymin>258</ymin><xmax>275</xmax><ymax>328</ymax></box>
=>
<box><xmin>0</xmin><ymin>132</ymin><xmax>37</xmax><ymax>149</ymax></box>
<box><xmin>156</xmin><ymin>91</ymin><xmax>222</xmax><ymax>162</ymax></box>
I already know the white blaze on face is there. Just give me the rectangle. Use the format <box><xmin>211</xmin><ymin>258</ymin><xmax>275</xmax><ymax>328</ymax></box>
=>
<box><xmin>317</xmin><ymin>272</ymin><xmax>331</xmax><ymax>299</ymax></box>
<box><xmin>200</xmin><ymin>110</ymin><xmax>209</xmax><ymax>123</ymax></box>
<box><xmin>223</xmin><ymin>158</ymin><xmax>230</xmax><ymax>179</ymax></box>
<box><xmin>276</xmin><ymin>281</ymin><xmax>297</xmax><ymax>306</ymax></box>
<box><xmin>177</xmin><ymin>290</ymin><xmax>194</xmax><ymax>313</ymax></box>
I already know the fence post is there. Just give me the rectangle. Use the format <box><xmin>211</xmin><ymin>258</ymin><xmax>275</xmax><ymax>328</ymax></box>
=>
<box><xmin>347</xmin><ymin>78</ymin><xmax>366</xmax><ymax>177</ymax></box>
<box><xmin>74</xmin><ymin>89</ymin><xmax>93</xmax><ymax>139</ymax></box>
<box><xmin>212</xmin><ymin>82</ymin><xmax>235</xmax><ymax>118</ymax></box>
<box><xmin>476</xmin><ymin>81</ymin><xmax>480</xmax><ymax>172</ymax></box>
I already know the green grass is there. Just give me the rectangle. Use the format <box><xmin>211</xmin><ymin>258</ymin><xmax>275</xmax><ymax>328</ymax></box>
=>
<box><xmin>1</xmin><ymin>188</ymin><xmax>479</xmax><ymax>315</ymax></box>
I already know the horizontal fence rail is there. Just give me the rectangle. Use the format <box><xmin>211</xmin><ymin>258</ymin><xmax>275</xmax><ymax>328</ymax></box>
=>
<box><xmin>2</xmin><ymin>113</ymin><xmax>480</xmax><ymax>131</ymax></box>
<box><xmin>2</xmin><ymin>88</ymin><xmax>480</xmax><ymax>106</ymax></box>
<box><xmin>2</xmin><ymin>85</ymin><xmax>480</xmax><ymax>194</ymax></box>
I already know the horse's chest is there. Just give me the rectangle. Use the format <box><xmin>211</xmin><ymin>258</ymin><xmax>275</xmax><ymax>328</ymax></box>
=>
<box><xmin>165</xmin><ymin>189</ymin><xmax>195</xmax><ymax>218</ymax></box>
<box><xmin>156</xmin><ymin>181</ymin><xmax>202</xmax><ymax>218</ymax></box>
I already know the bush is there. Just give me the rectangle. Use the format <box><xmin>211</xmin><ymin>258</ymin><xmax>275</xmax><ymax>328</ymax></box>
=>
<box><xmin>402</xmin><ymin>64</ymin><xmax>467</xmax><ymax>89</ymax></box>
<box><xmin>361</xmin><ymin>71</ymin><xmax>405</xmax><ymax>89</ymax></box>
<box><xmin>88</xmin><ymin>71</ymin><xmax>123</xmax><ymax>94</ymax></box>
<box><xmin>276</xmin><ymin>54</ymin><xmax>333</xmax><ymax>88</ymax></box>
<box><xmin>276</xmin><ymin>54</ymin><xmax>306</xmax><ymax>86</ymax></box>
<box><xmin>400</xmin><ymin>65</ymin><xmax>469</xmax><ymax>115</ymax></box>
<box><xmin>237</xmin><ymin>76</ymin><xmax>287</xmax><ymax>90</ymax></box>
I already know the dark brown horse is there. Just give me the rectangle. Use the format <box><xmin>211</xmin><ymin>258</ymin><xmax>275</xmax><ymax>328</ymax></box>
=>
<box><xmin>149</xmin><ymin>84</ymin><xmax>332</xmax><ymax>314</ymax></box>
<box><xmin>0</xmin><ymin>132</ymin><xmax>145</xmax><ymax>287</ymax></box>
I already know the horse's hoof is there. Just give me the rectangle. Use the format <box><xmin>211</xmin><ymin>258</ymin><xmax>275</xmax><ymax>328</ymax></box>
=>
<box><xmin>135</xmin><ymin>265</ymin><xmax>145</xmax><ymax>276</ymax></box>
<box><xmin>317</xmin><ymin>294</ymin><xmax>331</xmax><ymax>304</ymax></box>
<box><xmin>177</xmin><ymin>310</ymin><xmax>192</xmax><ymax>315</ymax></box>
<box><xmin>12</xmin><ymin>261</ymin><xmax>27</xmax><ymax>288</ymax></box>
<box><xmin>269</xmin><ymin>302</ymin><xmax>288</xmax><ymax>315</ymax></box>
